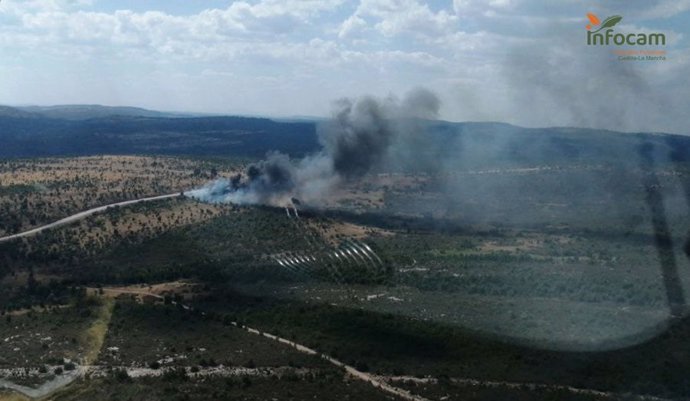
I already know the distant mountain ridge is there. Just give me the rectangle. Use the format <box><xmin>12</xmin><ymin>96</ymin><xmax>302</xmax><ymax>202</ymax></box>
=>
<box><xmin>13</xmin><ymin>104</ymin><xmax>195</xmax><ymax>120</ymax></box>
<box><xmin>0</xmin><ymin>110</ymin><xmax>319</xmax><ymax>158</ymax></box>
<box><xmin>0</xmin><ymin>104</ymin><xmax>688</xmax><ymax>167</ymax></box>
<box><xmin>0</xmin><ymin>105</ymin><xmax>41</xmax><ymax>119</ymax></box>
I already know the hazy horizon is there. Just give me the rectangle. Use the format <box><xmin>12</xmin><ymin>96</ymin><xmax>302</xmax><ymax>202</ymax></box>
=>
<box><xmin>1</xmin><ymin>0</ymin><xmax>688</xmax><ymax>134</ymax></box>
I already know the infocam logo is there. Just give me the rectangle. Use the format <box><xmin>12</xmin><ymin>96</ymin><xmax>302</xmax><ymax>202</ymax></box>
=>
<box><xmin>586</xmin><ymin>13</ymin><xmax>665</xmax><ymax>46</ymax></box>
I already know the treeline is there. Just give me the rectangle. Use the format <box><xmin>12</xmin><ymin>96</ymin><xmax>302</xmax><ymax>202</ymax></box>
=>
<box><xmin>0</xmin><ymin>115</ymin><xmax>318</xmax><ymax>158</ymax></box>
<box><xmin>192</xmin><ymin>286</ymin><xmax>690</xmax><ymax>399</ymax></box>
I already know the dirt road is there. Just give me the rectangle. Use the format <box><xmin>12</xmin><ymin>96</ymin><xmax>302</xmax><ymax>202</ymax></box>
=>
<box><xmin>0</xmin><ymin>194</ymin><xmax>179</xmax><ymax>244</ymax></box>
<box><xmin>86</xmin><ymin>286</ymin><xmax>429</xmax><ymax>401</ymax></box>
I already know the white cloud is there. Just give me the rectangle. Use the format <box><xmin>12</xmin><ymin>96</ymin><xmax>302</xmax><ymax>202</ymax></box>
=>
<box><xmin>0</xmin><ymin>0</ymin><xmax>688</xmax><ymax>134</ymax></box>
<box><xmin>229</xmin><ymin>0</ymin><xmax>344</xmax><ymax>20</ymax></box>
<box><xmin>631</xmin><ymin>0</ymin><xmax>690</xmax><ymax>20</ymax></box>
<box><xmin>338</xmin><ymin>14</ymin><xmax>367</xmax><ymax>38</ymax></box>
<box><xmin>341</xmin><ymin>0</ymin><xmax>458</xmax><ymax>39</ymax></box>
<box><xmin>202</xmin><ymin>0</ymin><xmax>344</xmax><ymax>35</ymax></box>
<box><xmin>453</xmin><ymin>0</ymin><xmax>515</xmax><ymax>16</ymax></box>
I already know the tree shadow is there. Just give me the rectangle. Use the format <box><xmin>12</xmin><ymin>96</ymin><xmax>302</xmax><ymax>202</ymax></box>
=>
<box><xmin>637</xmin><ymin>141</ymin><xmax>686</xmax><ymax>317</ymax></box>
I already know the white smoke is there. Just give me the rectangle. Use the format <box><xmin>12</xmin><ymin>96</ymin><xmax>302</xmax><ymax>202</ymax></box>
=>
<box><xmin>186</xmin><ymin>88</ymin><xmax>440</xmax><ymax>206</ymax></box>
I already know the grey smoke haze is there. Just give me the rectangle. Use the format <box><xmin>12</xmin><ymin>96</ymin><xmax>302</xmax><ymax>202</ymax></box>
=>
<box><xmin>186</xmin><ymin>88</ymin><xmax>440</xmax><ymax>206</ymax></box>
<box><xmin>484</xmin><ymin>13</ymin><xmax>686</xmax><ymax>134</ymax></box>
<box><xmin>503</xmin><ymin>45</ymin><xmax>667</xmax><ymax>133</ymax></box>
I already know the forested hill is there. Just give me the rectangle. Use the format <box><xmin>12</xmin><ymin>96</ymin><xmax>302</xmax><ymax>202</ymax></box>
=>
<box><xmin>1</xmin><ymin>104</ymin><xmax>689</xmax><ymax>167</ymax></box>
<box><xmin>0</xmin><ymin>110</ymin><xmax>319</xmax><ymax>158</ymax></box>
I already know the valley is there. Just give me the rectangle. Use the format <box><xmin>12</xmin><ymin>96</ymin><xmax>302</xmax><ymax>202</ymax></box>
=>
<box><xmin>2</xmin><ymin>116</ymin><xmax>690</xmax><ymax>400</ymax></box>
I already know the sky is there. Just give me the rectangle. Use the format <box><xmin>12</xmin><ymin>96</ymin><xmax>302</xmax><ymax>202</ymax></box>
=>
<box><xmin>0</xmin><ymin>0</ymin><xmax>688</xmax><ymax>134</ymax></box>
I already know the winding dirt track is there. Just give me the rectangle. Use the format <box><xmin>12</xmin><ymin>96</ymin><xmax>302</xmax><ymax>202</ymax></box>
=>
<box><xmin>88</xmin><ymin>288</ymin><xmax>675</xmax><ymax>401</ymax></box>
<box><xmin>0</xmin><ymin>194</ymin><xmax>179</xmax><ymax>244</ymax></box>
<box><xmin>91</xmin><ymin>287</ymin><xmax>429</xmax><ymax>401</ymax></box>
<box><xmin>0</xmin><ymin>367</ymin><xmax>86</xmax><ymax>399</ymax></box>
<box><xmin>0</xmin><ymin>196</ymin><xmax>676</xmax><ymax>401</ymax></box>
<box><xmin>1</xmin><ymin>287</ymin><xmax>677</xmax><ymax>401</ymax></box>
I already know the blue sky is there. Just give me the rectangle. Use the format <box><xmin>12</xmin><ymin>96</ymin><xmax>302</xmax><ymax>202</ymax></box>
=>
<box><xmin>0</xmin><ymin>0</ymin><xmax>688</xmax><ymax>134</ymax></box>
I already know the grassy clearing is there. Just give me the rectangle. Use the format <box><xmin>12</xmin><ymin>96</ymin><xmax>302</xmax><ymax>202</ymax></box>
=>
<box><xmin>190</xmin><ymin>286</ymin><xmax>690</xmax><ymax>400</ymax></box>
<box><xmin>0</xmin><ymin>295</ymin><xmax>110</xmax><ymax>371</ymax></box>
<box><xmin>0</xmin><ymin>155</ymin><xmax>240</xmax><ymax>236</ymax></box>
<box><xmin>49</xmin><ymin>373</ymin><xmax>391</xmax><ymax>401</ymax></box>
<box><xmin>97</xmin><ymin>301</ymin><xmax>328</xmax><ymax>370</ymax></box>
<box><xmin>0</xmin><ymin>392</ymin><xmax>30</xmax><ymax>401</ymax></box>
<box><xmin>81</xmin><ymin>299</ymin><xmax>114</xmax><ymax>365</ymax></box>
<box><xmin>396</xmin><ymin>380</ymin><xmax>613</xmax><ymax>401</ymax></box>
<box><xmin>0</xmin><ymin>305</ymin><xmax>93</xmax><ymax>370</ymax></box>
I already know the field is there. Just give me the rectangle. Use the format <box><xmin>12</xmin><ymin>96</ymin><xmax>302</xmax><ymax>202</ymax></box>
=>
<box><xmin>2</xmin><ymin>128</ymin><xmax>690</xmax><ymax>401</ymax></box>
<box><xmin>0</xmin><ymin>155</ymin><xmax>238</xmax><ymax>236</ymax></box>
<box><xmin>47</xmin><ymin>373</ymin><xmax>391</xmax><ymax>401</ymax></box>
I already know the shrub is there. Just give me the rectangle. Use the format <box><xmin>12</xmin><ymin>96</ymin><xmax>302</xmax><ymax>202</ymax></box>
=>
<box><xmin>112</xmin><ymin>368</ymin><xmax>131</xmax><ymax>383</ymax></box>
<box><xmin>163</xmin><ymin>367</ymin><xmax>188</xmax><ymax>382</ymax></box>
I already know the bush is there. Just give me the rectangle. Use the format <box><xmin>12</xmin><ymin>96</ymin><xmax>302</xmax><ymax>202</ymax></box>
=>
<box><xmin>163</xmin><ymin>367</ymin><xmax>188</xmax><ymax>382</ymax></box>
<box><xmin>46</xmin><ymin>357</ymin><xmax>62</xmax><ymax>365</ymax></box>
<box><xmin>54</xmin><ymin>367</ymin><xmax>63</xmax><ymax>375</ymax></box>
<box><xmin>64</xmin><ymin>362</ymin><xmax>76</xmax><ymax>371</ymax></box>
<box><xmin>112</xmin><ymin>368</ymin><xmax>131</xmax><ymax>383</ymax></box>
<box><xmin>149</xmin><ymin>361</ymin><xmax>161</xmax><ymax>369</ymax></box>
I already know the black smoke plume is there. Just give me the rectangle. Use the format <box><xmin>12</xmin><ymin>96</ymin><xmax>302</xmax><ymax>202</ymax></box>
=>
<box><xmin>186</xmin><ymin>88</ymin><xmax>440</xmax><ymax>205</ymax></box>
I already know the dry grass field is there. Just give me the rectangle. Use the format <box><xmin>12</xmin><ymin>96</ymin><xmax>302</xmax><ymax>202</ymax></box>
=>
<box><xmin>309</xmin><ymin>220</ymin><xmax>394</xmax><ymax>246</ymax></box>
<box><xmin>38</xmin><ymin>197</ymin><xmax>227</xmax><ymax>255</ymax></box>
<box><xmin>0</xmin><ymin>156</ymin><xmax>238</xmax><ymax>236</ymax></box>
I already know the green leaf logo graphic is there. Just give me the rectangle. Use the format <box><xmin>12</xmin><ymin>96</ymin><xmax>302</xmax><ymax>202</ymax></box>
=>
<box><xmin>593</xmin><ymin>15</ymin><xmax>622</xmax><ymax>33</ymax></box>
